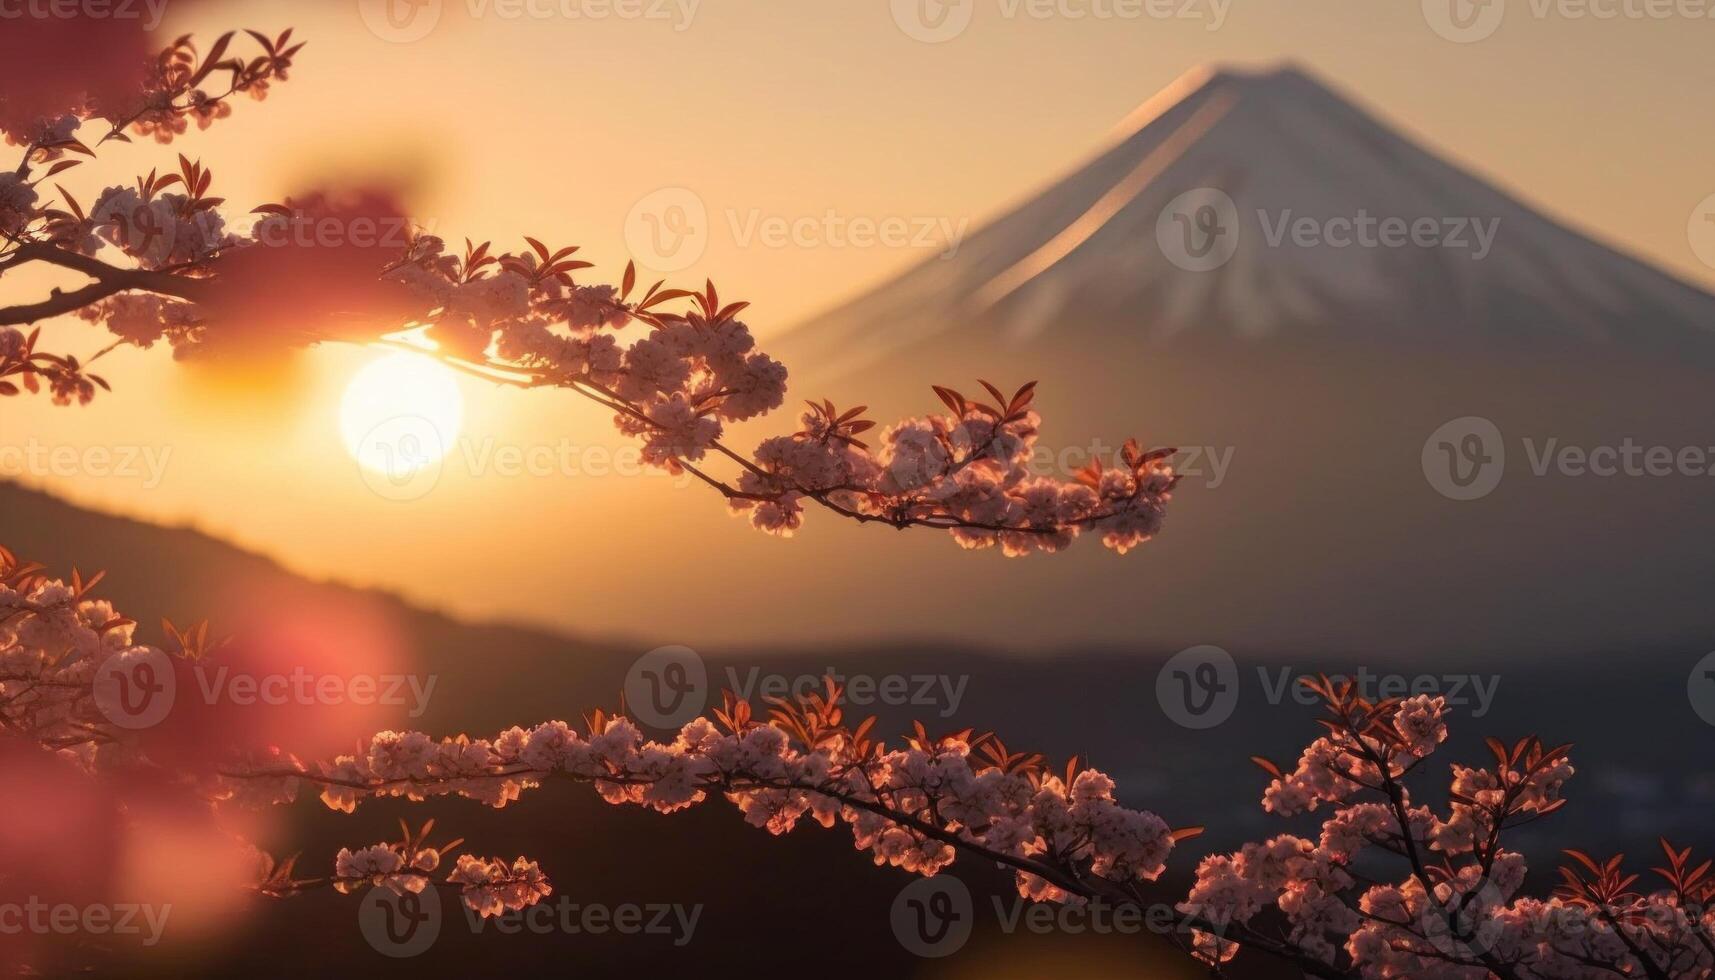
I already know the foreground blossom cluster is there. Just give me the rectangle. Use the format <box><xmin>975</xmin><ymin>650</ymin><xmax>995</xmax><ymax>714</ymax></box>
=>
<box><xmin>5</xmin><ymin>552</ymin><xmax>1714</xmax><ymax>978</ymax></box>
<box><xmin>0</xmin><ymin>555</ymin><xmax>146</xmax><ymax>760</ymax></box>
<box><xmin>1181</xmin><ymin>678</ymin><xmax>1714</xmax><ymax>979</ymax></box>
<box><xmin>0</xmin><ymin>24</ymin><xmax>1176</xmax><ymax>555</ymax></box>
<box><xmin>326</xmin><ymin>832</ymin><xmax>551</xmax><ymax>919</ymax></box>
<box><xmin>222</xmin><ymin>691</ymin><xmax>1193</xmax><ymax>916</ymax></box>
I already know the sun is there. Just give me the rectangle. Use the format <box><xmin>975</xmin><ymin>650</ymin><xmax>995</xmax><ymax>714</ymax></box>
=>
<box><xmin>339</xmin><ymin>352</ymin><xmax>465</xmax><ymax>476</ymax></box>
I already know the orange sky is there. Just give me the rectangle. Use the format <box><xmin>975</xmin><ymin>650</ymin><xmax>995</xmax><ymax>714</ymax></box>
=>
<box><xmin>5</xmin><ymin>0</ymin><xmax>1715</xmax><ymax>643</ymax></box>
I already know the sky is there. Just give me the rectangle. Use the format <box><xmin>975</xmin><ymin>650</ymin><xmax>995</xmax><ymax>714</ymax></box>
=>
<box><xmin>5</xmin><ymin>0</ymin><xmax>1715</xmax><ymax>645</ymax></box>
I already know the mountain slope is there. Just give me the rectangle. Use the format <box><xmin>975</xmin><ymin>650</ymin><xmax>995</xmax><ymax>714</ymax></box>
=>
<box><xmin>777</xmin><ymin>64</ymin><xmax>1715</xmax><ymax>379</ymax></box>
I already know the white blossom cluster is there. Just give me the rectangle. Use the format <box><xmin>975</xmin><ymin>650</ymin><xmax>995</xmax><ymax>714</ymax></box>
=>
<box><xmin>364</xmin><ymin>234</ymin><xmax>1180</xmax><ymax>553</ymax></box>
<box><xmin>0</xmin><ymin>572</ymin><xmax>158</xmax><ymax>766</ymax></box>
<box><xmin>227</xmin><ymin>714</ymin><xmax>1178</xmax><ymax>912</ymax></box>
<box><xmin>331</xmin><ymin>842</ymin><xmax>550</xmax><ymax>917</ymax></box>
<box><xmin>1180</xmin><ymin>694</ymin><xmax>1715</xmax><ymax>978</ymax></box>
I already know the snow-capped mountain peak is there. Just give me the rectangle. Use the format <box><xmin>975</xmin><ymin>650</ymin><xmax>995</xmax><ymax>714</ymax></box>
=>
<box><xmin>780</xmin><ymin>63</ymin><xmax>1715</xmax><ymax>377</ymax></box>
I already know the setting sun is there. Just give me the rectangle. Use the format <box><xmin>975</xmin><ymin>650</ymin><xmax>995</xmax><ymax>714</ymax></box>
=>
<box><xmin>338</xmin><ymin>351</ymin><xmax>464</xmax><ymax>476</ymax></box>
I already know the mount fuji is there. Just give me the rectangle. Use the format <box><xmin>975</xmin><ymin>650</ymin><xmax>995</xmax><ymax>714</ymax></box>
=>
<box><xmin>779</xmin><ymin>64</ymin><xmax>1715</xmax><ymax>377</ymax></box>
<box><xmin>761</xmin><ymin>64</ymin><xmax>1715</xmax><ymax>660</ymax></box>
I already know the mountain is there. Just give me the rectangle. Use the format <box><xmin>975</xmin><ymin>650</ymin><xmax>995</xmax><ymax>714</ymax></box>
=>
<box><xmin>760</xmin><ymin>63</ymin><xmax>1715</xmax><ymax>660</ymax></box>
<box><xmin>779</xmin><ymin>63</ymin><xmax>1715</xmax><ymax>376</ymax></box>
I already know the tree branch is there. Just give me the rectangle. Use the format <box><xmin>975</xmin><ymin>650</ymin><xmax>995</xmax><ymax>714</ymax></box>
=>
<box><xmin>0</xmin><ymin>242</ymin><xmax>211</xmax><ymax>326</ymax></box>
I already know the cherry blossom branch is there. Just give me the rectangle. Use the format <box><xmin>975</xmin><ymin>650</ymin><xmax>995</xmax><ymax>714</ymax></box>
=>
<box><xmin>1188</xmin><ymin>677</ymin><xmax>1710</xmax><ymax>978</ymax></box>
<box><xmin>0</xmin><ymin>242</ymin><xmax>210</xmax><ymax>326</ymax></box>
